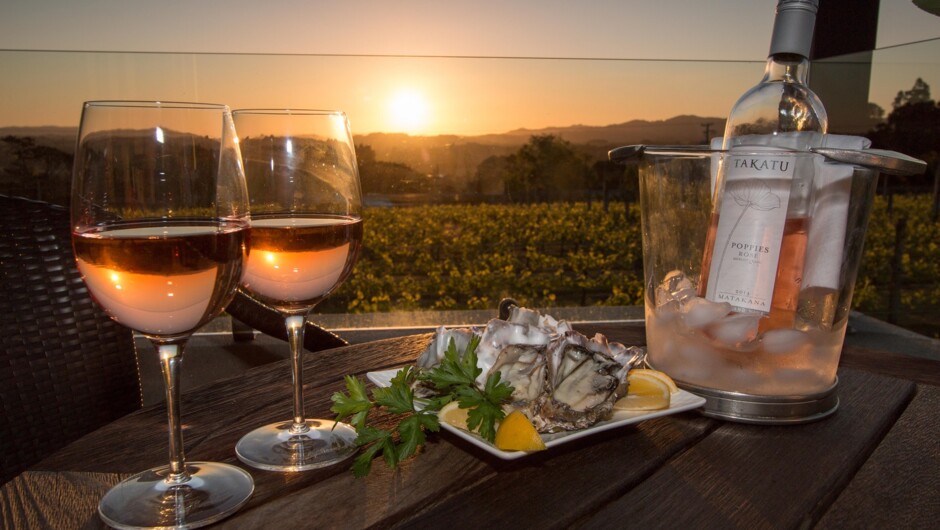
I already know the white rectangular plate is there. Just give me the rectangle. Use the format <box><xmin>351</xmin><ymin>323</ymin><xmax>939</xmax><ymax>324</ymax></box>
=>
<box><xmin>366</xmin><ymin>369</ymin><xmax>706</xmax><ymax>461</ymax></box>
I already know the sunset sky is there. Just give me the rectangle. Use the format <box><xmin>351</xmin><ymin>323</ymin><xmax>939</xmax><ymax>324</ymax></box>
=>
<box><xmin>1</xmin><ymin>1</ymin><xmax>938</xmax><ymax>136</ymax></box>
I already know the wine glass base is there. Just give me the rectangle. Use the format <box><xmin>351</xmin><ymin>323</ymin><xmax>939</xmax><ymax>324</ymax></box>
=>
<box><xmin>98</xmin><ymin>462</ymin><xmax>254</xmax><ymax>530</ymax></box>
<box><xmin>236</xmin><ymin>419</ymin><xmax>358</xmax><ymax>472</ymax></box>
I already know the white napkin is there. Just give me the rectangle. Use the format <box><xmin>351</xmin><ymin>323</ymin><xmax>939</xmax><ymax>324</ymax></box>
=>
<box><xmin>802</xmin><ymin>134</ymin><xmax>871</xmax><ymax>290</ymax></box>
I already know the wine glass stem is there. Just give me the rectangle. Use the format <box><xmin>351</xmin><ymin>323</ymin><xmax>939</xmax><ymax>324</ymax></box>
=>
<box><xmin>285</xmin><ymin>315</ymin><xmax>309</xmax><ymax>433</ymax></box>
<box><xmin>157</xmin><ymin>342</ymin><xmax>191</xmax><ymax>484</ymax></box>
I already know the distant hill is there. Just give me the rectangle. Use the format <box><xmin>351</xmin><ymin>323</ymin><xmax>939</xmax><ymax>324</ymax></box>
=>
<box><xmin>0</xmin><ymin>126</ymin><xmax>78</xmax><ymax>153</ymax></box>
<box><xmin>354</xmin><ymin>115</ymin><xmax>724</xmax><ymax>175</ymax></box>
<box><xmin>1</xmin><ymin>115</ymin><xmax>725</xmax><ymax>204</ymax></box>
<box><xmin>0</xmin><ymin>126</ymin><xmax>78</xmax><ymax>137</ymax></box>
<box><xmin>2</xmin><ymin>114</ymin><xmax>723</xmax><ymax>154</ymax></box>
<box><xmin>499</xmin><ymin>115</ymin><xmax>725</xmax><ymax>145</ymax></box>
<box><xmin>1</xmin><ymin>114</ymin><xmax>724</xmax><ymax>177</ymax></box>
<box><xmin>356</xmin><ymin>115</ymin><xmax>724</xmax><ymax>150</ymax></box>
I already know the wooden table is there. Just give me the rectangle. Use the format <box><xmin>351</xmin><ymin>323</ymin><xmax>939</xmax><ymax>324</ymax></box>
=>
<box><xmin>2</xmin><ymin>321</ymin><xmax>938</xmax><ymax>529</ymax></box>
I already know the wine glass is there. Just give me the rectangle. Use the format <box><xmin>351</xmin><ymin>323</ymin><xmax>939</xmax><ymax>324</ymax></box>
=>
<box><xmin>232</xmin><ymin>109</ymin><xmax>363</xmax><ymax>471</ymax></box>
<box><xmin>71</xmin><ymin>101</ymin><xmax>254</xmax><ymax>529</ymax></box>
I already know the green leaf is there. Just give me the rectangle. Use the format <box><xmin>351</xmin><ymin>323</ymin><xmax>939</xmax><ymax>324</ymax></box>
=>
<box><xmin>336</xmin><ymin>334</ymin><xmax>514</xmax><ymax>476</ymax></box>
<box><xmin>484</xmin><ymin>371</ymin><xmax>514</xmax><ymax>403</ymax></box>
<box><xmin>354</xmin><ymin>425</ymin><xmax>391</xmax><ymax>447</ymax></box>
<box><xmin>380</xmin><ymin>436</ymin><xmax>400</xmax><ymax>469</ymax></box>
<box><xmin>352</xmin><ymin>441</ymin><xmax>384</xmax><ymax>478</ymax></box>
<box><xmin>331</xmin><ymin>375</ymin><xmax>373</xmax><ymax>430</ymax></box>
<box><xmin>418</xmin><ymin>335</ymin><xmax>482</xmax><ymax>391</ymax></box>
<box><xmin>422</xmin><ymin>394</ymin><xmax>454</xmax><ymax>412</ymax></box>
<box><xmin>466</xmin><ymin>398</ymin><xmax>505</xmax><ymax>442</ymax></box>
<box><xmin>351</xmin><ymin>426</ymin><xmax>393</xmax><ymax>478</ymax></box>
<box><xmin>458</xmin><ymin>371</ymin><xmax>512</xmax><ymax>442</ymax></box>
<box><xmin>390</xmin><ymin>365</ymin><xmax>418</xmax><ymax>387</ymax></box>
<box><xmin>372</xmin><ymin>376</ymin><xmax>417</xmax><ymax>415</ymax></box>
<box><xmin>396</xmin><ymin>414</ymin><xmax>430</xmax><ymax>461</ymax></box>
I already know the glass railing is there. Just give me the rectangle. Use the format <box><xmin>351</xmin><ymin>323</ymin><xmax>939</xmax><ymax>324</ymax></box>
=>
<box><xmin>1</xmin><ymin>41</ymin><xmax>938</xmax><ymax>334</ymax></box>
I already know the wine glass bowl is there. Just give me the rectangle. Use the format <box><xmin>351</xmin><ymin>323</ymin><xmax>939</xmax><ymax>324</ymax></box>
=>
<box><xmin>71</xmin><ymin>100</ymin><xmax>253</xmax><ymax>529</ymax></box>
<box><xmin>233</xmin><ymin>109</ymin><xmax>363</xmax><ymax>471</ymax></box>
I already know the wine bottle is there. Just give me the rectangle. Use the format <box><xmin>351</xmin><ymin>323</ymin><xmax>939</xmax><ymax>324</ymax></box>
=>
<box><xmin>700</xmin><ymin>0</ymin><xmax>827</xmax><ymax>330</ymax></box>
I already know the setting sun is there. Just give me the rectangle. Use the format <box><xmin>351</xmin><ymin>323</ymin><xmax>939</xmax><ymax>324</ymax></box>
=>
<box><xmin>388</xmin><ymin>88</ymin><xmax>430</xmax><ymax>134</ymax></box>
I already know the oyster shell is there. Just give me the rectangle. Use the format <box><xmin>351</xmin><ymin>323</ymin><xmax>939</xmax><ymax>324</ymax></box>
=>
<box><xmin>531</xmin><ymin>331</ymin><xmax>635</xmax><ymax>432</ymax></box>
<box><xmin>416</xmin><ymin>326</ymin><xmax>478</xmax><ymax>369</ymax></box>
<box><xmin>487</xmin><ymin>344</ymin><xmax>548</xmax><ymax>423</ymax></box>
<box><xmin>475</xmin><ymin>317</ymin><xmax>555</xmax><ymax>386</ymax></box>
<box><xmin>416</xmin><ymin>307</ymin><xmax>643</xmax><ymax>433</ymax></box>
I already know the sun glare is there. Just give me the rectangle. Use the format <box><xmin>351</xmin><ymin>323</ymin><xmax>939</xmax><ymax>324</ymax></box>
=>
<box><xmin>388</xmin><ymin>89</ymin><xmax>430</xmax><ymax>134</ymax></box>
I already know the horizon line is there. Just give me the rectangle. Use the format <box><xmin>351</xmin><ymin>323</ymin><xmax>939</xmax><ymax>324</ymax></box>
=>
<box><xmin>0</xmin><ymin>113</ymin><xmax>729</xmax><ymax>139</ymax></box>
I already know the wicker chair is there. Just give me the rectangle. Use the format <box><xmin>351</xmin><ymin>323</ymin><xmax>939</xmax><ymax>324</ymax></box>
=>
<box><xmin>0</xmin><ymin>195</ymin><xmax>141</xmax><ymax>485</ymax></box>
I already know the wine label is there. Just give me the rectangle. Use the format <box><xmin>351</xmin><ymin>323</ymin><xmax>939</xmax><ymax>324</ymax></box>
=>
<box><xmin>705</xmin><ymin>151</ymin><xmax>795</xmax><ymax>314</ymax></box>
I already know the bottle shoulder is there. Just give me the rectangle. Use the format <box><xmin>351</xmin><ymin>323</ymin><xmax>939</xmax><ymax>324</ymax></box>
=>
<box><xmin>725</xmin><ymin>80</ymin><xmax>827</xmax><ymax>139</ymax></box>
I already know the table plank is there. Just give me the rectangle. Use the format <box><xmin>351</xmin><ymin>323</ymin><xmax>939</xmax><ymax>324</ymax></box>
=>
<box><xmin>397</xmin><ymin>414</ymin><xmax>714</xmax><ymax>529</ymax></box>
<box><xmin>35</xmin><ymin>334</ymin><xmax>433</xmax><ymax>474</ymax></box>
<box><xmin>839</xmin><ymin>343</ymin><xmax>940</xmax><ymax>386</ymax></box>
<box><xmin>16</xmin><ymin>334</ymin><xmax>444</xmax><ymax>528</ymax></box>
<box><xmin>0</xmin><ymin>471</ymin><xmax>123</xmax><ymax>530</ymax></box>
<box><xmin>816</xmin><ymin>383</ymin><xmax>940</xmax><ymax>529</ymax></box>
<box><xmin>218</xmin><ymin>435</ymin><xmax>494</xmax><ymax>528</ymax></box>
<box><xmin>578</xmin><ymin>368</ymin><xmax>916</xmax><ymax>529</ymax></box>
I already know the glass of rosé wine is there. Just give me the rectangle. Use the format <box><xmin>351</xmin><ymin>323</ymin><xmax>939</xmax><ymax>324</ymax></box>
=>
<box><xmin>71</xmin><ymin>101</ymin><xmax>254</xmax><ymax>529</ymax></box>
<box><xmin>232</xmin><ymin>109</ymin><xmax>363</xmax><ymax>471</ymax></box>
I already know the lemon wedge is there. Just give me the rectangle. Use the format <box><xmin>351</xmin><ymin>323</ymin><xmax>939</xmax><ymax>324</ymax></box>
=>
<box><xmin>629</xmin><ymin>368</ymin><xmax>679</xmax><ymax>394</ymax></box>
<box><xmin>439</xmin><ymin>400</ymin><xmax>471</xmax><ymax>431</ymax></box>
<box><xmin>614</xmin><ymin>370</ymin><xmax>673</xmax><ymax>411</ymax></box>
<box><xmin>494</xmin><ymin>410</ymin><xmax>546</xmax><ymax>451</ymax></box>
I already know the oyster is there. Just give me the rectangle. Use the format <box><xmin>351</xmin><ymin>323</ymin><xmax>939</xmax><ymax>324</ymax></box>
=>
<box><xmin>416</xmin><ymin>307</ymin><xmax>643</xmax><ymax>433</ymax></box>
<box><xmin>416</xmin><ymin>326</ymin><xmax>478</xmax><ymax>369</ymax></box>
<box><xmin>475</xmin><ymin>315</ymin><xmax>555</xmax><ymax>386</ymax></box>
<box><xmin>536</xmin><ymin>333</ymin><xmax>623</xmax><ymax>431</ymax></box>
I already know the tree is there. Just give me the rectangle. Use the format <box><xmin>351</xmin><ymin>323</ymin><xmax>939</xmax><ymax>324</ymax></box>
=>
<box><xmin>504</xmin><ymin>135</ymin><xmax>591</xmax><ymax>203</ymax></box>
<box><xmin>891</xmin><ymin>77</ymin><xmax>932</xmax><ymax>109</ymax></box>
<box><xmin>868</xmin><ymin>79</ymin><xmax>940</xmax><ymax>197</ymax></box>
<box><xmin>1</xmin><ymin>135</ymin><xmax>72</xmax><ymax>205</ymax></box>
<box><xmin>356</xmin><ymin>143</ymin><xmax>377</xmax><ymax>167</ymax></box>
<box><xmin>356</xmin><ymin>143</ymin><xmax>428</xmax><ymax>195</ymax></box>
<box><xmin>591</xmin><ymin>159</ymin><xmax>633</xmax><ymax>211</ymax></box>
<box><xmin>870</xmin><ymin>79</ymin><xmax>940</xmax><ymax>159</ymax></box>
<box><xmin>472</xmin><ymin>155</ymin><xmax>509</xmax><ymax>198</ymax></box>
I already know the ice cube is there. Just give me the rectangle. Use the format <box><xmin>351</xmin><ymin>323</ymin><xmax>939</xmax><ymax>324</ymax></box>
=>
<box><xmin>761</xmin><ymin>329</ymin><xmax>810</xmax><ymax>355</ymax></box>
<box><xmin>655</xmin><ymin>285</ymin><xmax>676</xmax><ymax>309</ymax></box>
<box><xmin>775</xmin><ymin>367</ymin><xmax>820</xmax><ymax>384</ymax></box>
<box><xmin>673</xmin><ymin>340</ymin><xmax>718</xmax><ymax>381</ymax></box>
<box><xmin>673</xmin><ymin>277</ymin><xmax>694</xmax><ymax>293</ymax></box>
<box><xmin>771</xmin><ymin>368</ymin><xmax>831</xmax><ymax>394</ymax></box>
<box><xmin>728</xmin><ymin>367</ymin><xmax>763</xmax><ymax>391</ymax></box>
<box><xmin>662</xmin><ymin>270</ymin><xmax>687</xmax><ymax>293</ymax></box>
<box><xmin>674</xmin><ymin>286</ymin><xmax>698</xmax><ymax>303</ymax></box>
<box><xmin>655</xmin><ymin>299</ymin><xmax>681</xmax><ymax>323</ymax></box>
<box><xmin>682</xmin><ymin>297</ymin><xmax>732</xmax><ymax>329</ymax></box>
<box><xmin>708</xmin><ymin>313</ymin><xmax>761</xmax><ymax>347</ymax></box>
<box><xmin>658</xmin><ymin>270</ymin><xmax>699</xmax><ymax>308</ymax></box>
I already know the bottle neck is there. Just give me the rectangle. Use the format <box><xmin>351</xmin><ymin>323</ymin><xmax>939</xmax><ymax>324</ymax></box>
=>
<box><xmin>762</xmin><ymin>53</ymin><xmax>811</xmax><ymax>85</ymax></box>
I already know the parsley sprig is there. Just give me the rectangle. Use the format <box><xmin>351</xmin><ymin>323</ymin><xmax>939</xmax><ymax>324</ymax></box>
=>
<box><xmin>331</xmin><ymin>335</ymin><xmax>513</xmax><ymax>477</ymax></box>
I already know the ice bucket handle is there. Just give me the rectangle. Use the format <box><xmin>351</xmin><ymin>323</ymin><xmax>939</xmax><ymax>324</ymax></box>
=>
<box><xmin>810</xmin><ymin>147</ymin><xmax>926</xmax><ymax>176</ymax></box>
<box><xmin>609</xmin><ymin>144</ymin><xmax>927</xmax><ymax>177</ymax></box>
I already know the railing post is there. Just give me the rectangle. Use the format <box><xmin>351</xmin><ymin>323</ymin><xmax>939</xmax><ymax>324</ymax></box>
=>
<box><xmin>932</xmin><ymin>163</ymin><xmax>939</xmax><ymax>223</ymax></box>
<box><xmin>888</xmin><ymin>217</ymin><xmax>907</xmax><ymax>325</ymax></box>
